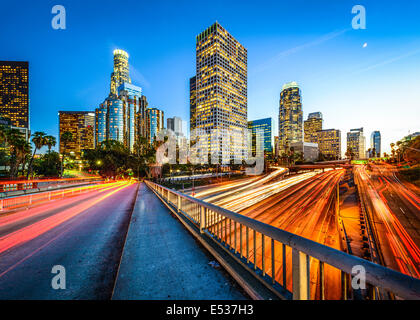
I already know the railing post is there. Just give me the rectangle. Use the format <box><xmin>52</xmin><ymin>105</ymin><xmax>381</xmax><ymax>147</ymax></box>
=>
<box><xmin>292</xmin><ymin>248</ymin><xmax>309</xmax><ymax>300</ymax></box>
<box><xmin>0</xmin><ymin>199</ymin><xmax>3</xmax><ymax>211</ymax></box>
<box><xmin>177</xmin><ymin>195</ymin><xmax>181</xmax><ymax>212</ymax></box>
<box><xmin>200</xmin><ymin>206</ymin><xmax>206</xmax><ymax>234</ymax></box>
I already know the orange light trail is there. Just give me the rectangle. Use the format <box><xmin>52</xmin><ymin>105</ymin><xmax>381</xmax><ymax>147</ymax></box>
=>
<box><xmin>0</xmin><ymin>181</ymin><xmax>134</xmax><ymax>255</ymax></box>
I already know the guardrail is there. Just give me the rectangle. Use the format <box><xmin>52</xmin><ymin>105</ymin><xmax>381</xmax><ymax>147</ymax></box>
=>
<box><xmin>0</xmin><ymin>181</ymin><xmax>116</xmax><ymax>212</ymax></box>
<box><xmin>0</xmin><ymin>177</ymin><xmax>103</xmax><ymax>193</ymax></box>
<box><xmin>145</xmin><ymin>180</ymin><xmax>420</xmax><ymax>300</ymax></box>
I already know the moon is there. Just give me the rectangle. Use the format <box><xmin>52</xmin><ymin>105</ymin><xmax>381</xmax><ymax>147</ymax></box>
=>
<box><xmin>363</xmin><ymin>42</ymin><xmax>368</xmax><ymax>48</ymax></box>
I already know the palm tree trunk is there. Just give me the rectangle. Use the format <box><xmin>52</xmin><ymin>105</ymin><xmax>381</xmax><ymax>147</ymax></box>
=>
<box><xmin>26</xmin><ymin>148</ymin><xmax>37</xmax><ymax>180</ymax></box>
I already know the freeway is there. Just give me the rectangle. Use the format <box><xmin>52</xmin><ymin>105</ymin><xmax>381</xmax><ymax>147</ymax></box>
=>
<box><xmin>0</xmin><ymin>181</ymin><xmax>137</xmax><ymax>299</ymax></box>
<box><xmin>355</xmin><ymin>164</ymin><xmax>420</xmax><ymax>279</ymax></box>
<box><xmin>199</xmin><ymin>169</ymin><xmax>345</xmax><ymax>299</ymax></box>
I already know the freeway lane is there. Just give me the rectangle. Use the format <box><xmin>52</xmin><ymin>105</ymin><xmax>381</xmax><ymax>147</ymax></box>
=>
<box><xmin>355</xmin><ymin>165</ymin><xmax>420</xmax><ymax>279</ymax></box>
<box><xmin>0</xmin><ymin>181</ymin><xmax>137</xmax><ymax>299</ymax></box>
<box><xmin>203</xmin><ymin>169</ymin><xmax>344</xmax><ymax>299</ymax></box>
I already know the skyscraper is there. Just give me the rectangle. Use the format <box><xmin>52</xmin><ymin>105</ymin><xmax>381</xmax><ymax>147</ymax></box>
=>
<box><xmin>0</xmin><ymin>61</ymin><xmax>29</xmax><ymax>133</ymax></box>
<box><xmin>278</xmin><ymin>82</ymin><xmax>303</xmax><ymax>154</ymax></box>
<box><xmin>370</xmin><ymin>131</ymin><xmax>381</xmax><ymax>157</ymax></box>
<box><xmin>347</xmin><ymin>128</ymin><xmax>366</xmax><ymax>160</ymax></box>
<box><xmin>304</xmin><ymin>112</ymin><xmax>323</xmax><ymax>143</ymax></box>
<box><xmin>146</xmin><ymin>108</ymin><xmax>164</xmax><ymax>144</ymax></box>
<box><xmin>189</xmin><ymin>76</ymin><xmax>197</xmax><ymax>132</ymax></box>
<box><xmin>96</xmin><ymin>50</ymin><xmax>145</xmax><ymax>152</ymax></box>
<box><xmin>248</xmin><ymin>118</ymin><xmax>273</xmax><ymax>155</ymax></box>
<box><xmin>194</xmin><ymin>22</ymin><xmax>248</xmax><ymax>162</ymax></box>
<box><xmin>119</xmin><ymin>83</ymin><xmax>142</xmax><ymax>151</ymax></box>
<box><xmin>167</xmin><ymin>116</ymin><xmax>183</xmax><ymax>137</ymax></box>
<box><xmin>315</xmin><ymin>129</ymin><xmax>341</xmax><ymax>160</ymax></box>
<box><xmin>59</xmin><ymin>111</ymin><xmax>95</xmax><ymax>159</ymax></box>
<box><xmin>110</xmin><ymin>49</ymin><xmax>131</xmax><ymax>95</ymax></box>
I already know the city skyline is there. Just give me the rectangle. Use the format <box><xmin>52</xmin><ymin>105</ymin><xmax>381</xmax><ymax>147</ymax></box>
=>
<box><xmin>1</xmin><ymin>0</ymin><xmax>419</xmax><ymax>155</ymax></box>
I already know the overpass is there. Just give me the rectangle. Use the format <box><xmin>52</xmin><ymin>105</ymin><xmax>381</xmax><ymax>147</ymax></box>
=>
<box><xmin>141</xmin><ymin>180</ymin><xmax>420</xmax><ymax>300</ymax></box>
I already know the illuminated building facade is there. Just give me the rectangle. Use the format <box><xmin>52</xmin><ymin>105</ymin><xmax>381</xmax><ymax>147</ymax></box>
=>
<box><xmin>190</xmin><ymin>76</ymin><xmax>197</xmax><ymax>132</ymax></box>
<box><xmin>248</xmin><ymin>118</ymin><xmax>273</xmax><ymax>155</ymax></box>
<box><xmin>370</xmin><ymin>131</ymin><xmax>381</xmax><ymax>157</ymax></box>
<box><xmin>347</xmin><ymin>128</ymin><xmax>366</xmax><ymax>160</ymax></box>
<box><xmin>95</xmin><ymin>101</ymin><xmax>107</xmax><ymax>146</ymax></box>
<box><xmin>304</xmin><ymin>112</ymin><xmax>323</xmax><ymax>143</ymax></box>
<box><xmin>110</xmin><ymin>49</ymin><xmax>131</xmax><ymax>95</ymax></box>
<box><xmin>290</xmin><ymin>141</ymin><xmax>319</xmax><ymax>162</ymax></box>
<box><xmin>146</xmin><ymin>108</ymin><xmax>164</xmax><ymax>144</ymax></box>
<box><xmin>278</xmin><ymin>82</ymin><xmax>303</xmax><ymax>154</ymax></box>
<box><xmin>194</xmin><ymin>22</ymin><xmax>248</xmax><ymax>162</ymax></box>
<box><xmin>274</xmin><ymin>136</ymin><xmax>280</xmax><ymax>157</ymax></box>
<box><xmin>96</xmin><ymin>50</ymin><xmax>146</xmax><ymax>152</ymax></box>
<box><xmin>59</xmin><ymin>111</ymin><xmax>95</xmax><ymax>159</ymax></box>
<box><xmin>167</xmin><ymin>116</ymin><xmax>183</xmax><ymax>137</ymax></box>
<box><xmin>315</xmin><ymin>129</ymin><xmax>341</xmax><ymax>160</ymax></box>
<box><xmin>136</xmin><ymin>95</ymin><xmax>148</xmax><ymax>140</ymax></box>
<box><xmin>0</xmin><ymin>61</ymin><xmax>29</xmax><ymax>135</ymax></box>
<box><xmin>118</xmin><ymin>83</ymin><xmax>142</xmax><ymax>151</ymax></box>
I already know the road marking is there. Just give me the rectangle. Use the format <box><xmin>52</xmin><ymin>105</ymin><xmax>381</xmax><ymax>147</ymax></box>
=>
<box><xmin>400</xmin><ymin>207</ymin><xmax>405</xmax><ymax>215</ymax></box>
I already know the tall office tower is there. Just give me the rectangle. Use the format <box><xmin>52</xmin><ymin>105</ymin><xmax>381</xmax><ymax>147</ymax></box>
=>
<box><xmin>59</xmin><ymin>111</ymin><xmax>95</xmax><ymax>159</ymax></box>
<box><xmin>118</xmin><ymin>83</ymin><xmax>142</xmax><ymax>151</ymax></box>
<box><xmin>146</xmin><ymin>108</ymin><xmax>164</xmax><ymax>144</ymax></box>
<box><xmin>315</xmin><ymin>129</ymin><xmax>341</xmax><ymax>160</ymax></box>
<box><xmin>195</xmin><ymin>22</ymin><xmax>248</xmax><ymax>162</ymax></box>
<box><xmin>167</xmin><ymin>116</ymin><xmax>183</xmax><ymax>136</ymax></box>
<box><xmin>95</xmin><ymin>101</ymin><xmax>107</xmax><ymax>146</ymax></box>
<box><xmin>136</xmin><ymin>95</ymin><xmax>148</xmax><ymax>139</ymax></box>
<box><xmin>189</xmin><ymin>76</ymin><xmax>197</xmax><ymax>132</ymax></box>
<box><xmin>0</xmin><ymin>61</ymin><xmax>29</xmax><ymax>135</ymax></box>
<box><xmin>106</xmin><ymin>96</ymin><xmax>124</xmax><ymax>142</ymax></box>
<box><xmin>278</xmin><ymin>82</ymin><xmax>303</xmax><ymax>154</ymax></box>
<box><xmin>347</xmin><ymin>128</ymin><xmax>366</xmax><ymax>160</ymax></box>
<box><xmin>304</xmin><ymin>112</ymin><xmax>323</xmax><ymax>143</ymax></box>
<box><xmin>370</xmin><ymin>131</ymin><xmax>381</xmax><ymax>157</ymax></box>
<box><xmin>110</xmin><ymin>49</ymin><xmax>131</xmax><ymax>95</ymax></box>
<box><xmin>248</xmin><ymin>118</ymin><xmax>273</xmax><ymax>155</ymax></box>
<box><xmin>274</xmin><ymin>136</ymin><xmax>280</xmax><ymax>157</ymax></box>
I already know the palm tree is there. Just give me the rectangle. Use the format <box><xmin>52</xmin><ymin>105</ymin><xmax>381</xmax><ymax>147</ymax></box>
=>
<box><xmin>45</xmin><ymin>135</ymin><xmax>57</xmax><ymax>167</ymax></box>
<box><xmin>60</xmin><ymin>131</ymin><xmax>73</xmax><ymax>177</ymax></box>
<box><xmin>26</xmin><ymin>131</ymin><xmax>47</xmax><ymax>179</ymax></box>
<box><xmin>345</xmin><ymin>147</ymin><xmax>355</xmax><ymax>160</ymax></box>
<box><xmin>45</xmin><ymin>135</ymin><xmax>57</xmax><ymax>153</ymax></box>
<box><xmin>390</xmin><ymin>143</ymin><xmax>396</xmax><ymax>161</ymax></box>
<box><xmin>6</xmin><ymin>128</ymin><xmax>31</xmax><ymax>178</ymax></box>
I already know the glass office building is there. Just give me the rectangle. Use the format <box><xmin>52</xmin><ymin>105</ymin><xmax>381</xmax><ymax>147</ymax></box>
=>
<box><xmin>110</xmin><ymin>49</ymin><xmax>131</xmax><ymax>95</ymax></box>
<box><xmin>118</xmin><ymin>83</ymin><xmax>142</xmax><ymax>151</ymax></box>
<box><xmin>146</xmin><ymin>108</ymin><xmax>164</xmax><ymax>144</ymax></box>
<box><xmin>248</xmin><ymin>118</ymin><xmax>273</xmax><ymax>156</ymax></box>
<box><xmin>347</xmin><ymin>128</ymin><xmax>366</xmax><ymax>160</ymax></box>
<box><xmin>58</xmin><ymin>111</ymin><xmax>95</xmax><ymax>159</ymax></box>
<box><xmin>0</xmin><ymin>61</ymin><xmax>29</xmax><ymax>131</ymax></box>
<box><xmin>315</xmin><ymin>129</ymin><xmax>341</xmax><ymax>160</ymax></box>
<box><xmin>278</xmin><ymin>82</ymin><xmax>303</xmax><ymax>154</ymax></box>
<box><xmin>194</xmin><ymin>22</ymin><xmax>248</xmax><ymax>162</ymax></box>
<box><xmin>189</xmin><ymin>76</ymin><xmax>197</xmax><ymax>132</ymax></box>
<box><xmin>370</xmin><ymin>131</ymin><xmax>381</xmax><ymax>157</ymax></box>
<box><xmin>304</xmin><ymin>112</ymin><xmax>323</xmax><ymax>143</ymax></box>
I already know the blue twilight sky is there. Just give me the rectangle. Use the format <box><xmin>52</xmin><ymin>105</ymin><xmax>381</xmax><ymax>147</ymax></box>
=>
<box><xmin>1</xmin><ymin>0</ymin><xmax>419</xmax><ymax>154</ymax></box>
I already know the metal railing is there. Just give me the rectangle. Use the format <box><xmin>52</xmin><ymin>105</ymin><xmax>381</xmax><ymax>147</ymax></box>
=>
<box><xmin>145</xmin><ymin>180</ymin><xmax>420</xmax><ymax>300</ymax></box>
<box><xmin>0</xmin><ymin>181</ymin><xmax>116</xmax><ymax>212</ymax></box>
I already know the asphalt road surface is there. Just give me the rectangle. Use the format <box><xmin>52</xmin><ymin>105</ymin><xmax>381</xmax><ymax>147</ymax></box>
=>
<box><xmin>0</xmin><ymin>181</ymin><xmax>138</xmax><ymax>299</ymax></box>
